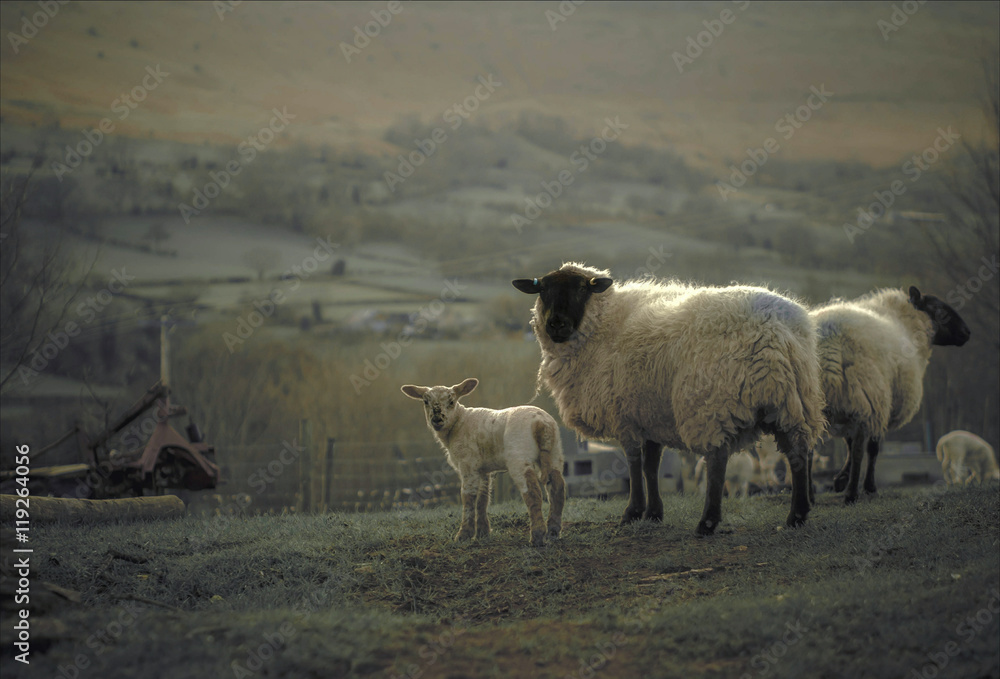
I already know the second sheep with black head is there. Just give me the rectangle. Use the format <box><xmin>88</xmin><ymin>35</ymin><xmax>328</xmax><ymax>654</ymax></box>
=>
<box><xmin>513</xmin><ymin>263</ymin><xmax>826</xmax><ymax>535</ymax></box>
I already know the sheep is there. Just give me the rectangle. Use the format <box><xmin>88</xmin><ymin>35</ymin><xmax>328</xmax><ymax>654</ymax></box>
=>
<box><xmin>512</xmin><ymin>263</ymin><xmax>826</xmax><ymax>535</ymax></box>
<box><xmin>813</xmin><ymin>286</ymin><xmax>970</xmax><ymax>504</ymax></box>
<box><xmin>400</xmin><ymin>378</ymin><xmax>566</xmax><ymax>546</ymax></box>
<box><xmin>936</xmin><ymin>430</ymin><xmax>999</xmax><ymax>486</ymax></box>
<box><xmin>754</xmin><ymin>435</ymin><xmax>784</xmax><ymax>491</ymax></box>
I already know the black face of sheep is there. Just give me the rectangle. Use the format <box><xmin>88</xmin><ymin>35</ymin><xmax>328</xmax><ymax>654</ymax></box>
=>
<box><xmin>512</xmin><ymin>271</ymin><xmax>614</xmax><ymax>343</ymax></box>
<box><xmin>908</xmin><ymin>286</ymin><xmax>971</xmax><ymax>347</ymax></box>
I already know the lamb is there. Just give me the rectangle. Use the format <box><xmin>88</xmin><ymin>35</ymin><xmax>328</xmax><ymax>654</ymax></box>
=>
<box><xmin>400</xmin><ymin>378</ymin><xmax>566</xmax><ymax>546</ymax></box>
<box><xmin>813</xmin><ymin>286</ymin><xmax>970</xmax><ymax>504</ymax></box>
<box><xmin>513</xmin><ymin>263</ymin><xmax>826</xmax><ymax>535</ymax></box>
<box><xmin>936</xmin><ymin>430</ymin><xmax>999</xmax><ymax>486</ymax></box>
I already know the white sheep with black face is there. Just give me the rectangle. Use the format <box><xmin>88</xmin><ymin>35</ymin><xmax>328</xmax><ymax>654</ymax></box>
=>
<box><xmin>513</xmin><ymin>262</ymin><xmax>826</xmax><ymax>536</ymax></box>
<box><xmin>813</xmin><ymin>286</ymin><xmax>970</xmax><ymax>504</ymax></box>
<box><xmin>401</xmin><ymin>378</ymin><xmax>565</xmax><ymax>547</ymax></box>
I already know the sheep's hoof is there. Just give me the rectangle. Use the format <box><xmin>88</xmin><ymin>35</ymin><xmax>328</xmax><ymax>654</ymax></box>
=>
<box><xmin>529</xmin><ymin>530</ymin><xmax>547</xmax><ymax>548</ymax></box>
<box><xmin>864</xmin><ymin>487</ymin><xmax>878</xmax><ymax>497</ymax></box>
<box><xmin>844</xmin><ymin>494</ymin><xmax>859</xmax><ymax>506</ymax></box>
<box><xmin>454</xmin><ymin>529</ymin><xmax>475</xmax><ymax>542</ymax></box>
<box><xmin>695</xmin><ymin>519</ymin><xmax>717</xmax><ymax>536</ymax></box>
<box><xmin>619</xmin><ymin>507</ymin><xmax>644</xmax><ymax>525</ymax></box>
<box><xmin>785</xmin><ymin>512</ymin><xmax>807</xmax><ymax>528</ymax></box>
<box><xmin>832</xmin><ymin>474</ymin><xmax>849</xmax><ymax>493</ymax></box>
<box><xmin>475</xmin><ymin>525</ymin><xmax>491</xmax><ymax>539</ymax></box>
<box><xmin>547</xmin><ymin>524</ymin><xmax>561</xmax><ymax>539</ymax></box>
<box><xmin>642</xmin><ymin>509</ymin><xmax>663</xmax><ymax>522</ymax></box>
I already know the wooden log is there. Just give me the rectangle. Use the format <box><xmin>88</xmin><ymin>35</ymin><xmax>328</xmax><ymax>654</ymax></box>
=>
<box><xmin>0</xmin><ymin>494</ymin><xmax>185</xmax><ymax>525</ymax></box>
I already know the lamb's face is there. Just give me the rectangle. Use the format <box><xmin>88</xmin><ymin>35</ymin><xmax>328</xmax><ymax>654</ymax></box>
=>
<box><xmin>512</xmin><ymin>268</ymin><xmax>613</xmax><ymax>343</ymax></box>
<box><xmin>908</xmin><ymin>287</ymin><xmax>971</xmax><ymax>347</ymax></box>
<box><xmin>401</xmin><ymin>379</ymin><xmax>478</xmax><ymax>431</ymax></box>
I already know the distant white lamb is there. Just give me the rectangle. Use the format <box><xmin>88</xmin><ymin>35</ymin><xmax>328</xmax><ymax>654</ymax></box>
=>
<box><xmin>936</xmin><ymin>430</ymin><xmax>999</xmax><ymax>486</ymax></box>
<box><xmin>514</xmin><ymin>262</ymin><xmax>825</xmax><ymax>535</ymax></box>
<box><xmin>695</xmin><ymin>451</ymin><xmax>755</xmax><ymax>498</ymax></box>
<box><xmin>401</xmin><ymin>378</ymin><xmax>566</xmax><ymax>546</ymax></box>
<box><xmin>813</xmin><ymin>286</ymin><xmax>970</xmax><ymax>504</ymax></box>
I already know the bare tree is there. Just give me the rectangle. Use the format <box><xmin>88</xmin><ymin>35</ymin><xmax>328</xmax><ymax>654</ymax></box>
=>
<box><xmin>0</xmin><ymin>170</ymin><xmax>98</xmax><ymax>393</ymax></box>
<box><xmin>921</xmin><ymin>56</ymin><xmax>999</xmax><ymax>342</ymax></box>
<box><xmin>241</xmin><ymin>247</ymin><xmax>281</xmax><ymax>281</ymax></box>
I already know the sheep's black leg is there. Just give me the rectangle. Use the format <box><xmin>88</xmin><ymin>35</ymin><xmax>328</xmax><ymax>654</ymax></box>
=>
<box><xmin>696</xmin><ymin>450</ymin><xmax>726</xmax><ymax>535</ymax></box>
<box><xmin>833</xmin><ymin>436</ymin><xmax>852</xmax><ymax>492</ymax></box>
<box><xmin>777</xmin><ymin>432</ymin><xmax>811</xmax><ymax>527</ymax></box>
<box><xmin>844</xmin><ymin>434</ymin><xmax>866</xmax><ymax>505</ymax></box>
<box><xmin>863</xmin><ymin>438</ymin><xmax>880</xmax><ymax>495</ymax></box>
<box><xmin>642</xmin><ymin>440</ymin><xmax>664</xmax><ymax>521</ymax></box>
<box><xmin>620</xmin><ymin>443</ymin><xmax>645</xmax><ymax>525</ymax></box>
<box><xmin>807</xmin><ymin>448</ymin><xmax>816</xmax><ymax>505</ymax></box>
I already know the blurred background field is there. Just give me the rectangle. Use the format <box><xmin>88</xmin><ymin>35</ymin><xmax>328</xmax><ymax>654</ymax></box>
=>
<box><xmin>0</xmin><ymin>1</ymin><xmax>997</xmax><ymax>511</ymax></box>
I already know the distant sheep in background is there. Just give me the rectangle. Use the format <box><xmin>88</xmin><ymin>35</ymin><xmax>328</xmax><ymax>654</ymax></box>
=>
<box><xmin>754</xmin><ymin>435</ymin><xmax>784</xmax><ymax>492</ymax></box>
<box><xmin>695</xmin><ymin>451</ymin><xmax>755</xmax><ymax>498</ymax></box>
<box><xmin>513</xmin><ymin>262</ymin><xmax>825</xmax><ymax>535</ymax></box>
<box><xmin>401</xmin><ymin>378</ymin><xmax>565</xmax><ymax>546</ymax></box>
<box><xmin>937</xmin><ymin>430</ymin><xmax>999</xmax><ymax>486</ymax></box>
<box><xmin>813</xmin><ymin>286</ymin><xmax>969</xmax><ymax>504</ymax></box>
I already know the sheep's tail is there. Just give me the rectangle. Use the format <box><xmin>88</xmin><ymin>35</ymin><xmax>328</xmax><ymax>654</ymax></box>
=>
<box><xmin>752</xmin><ymin>333</ymin><xmax>827</xmax><ymax>453</ymax></box>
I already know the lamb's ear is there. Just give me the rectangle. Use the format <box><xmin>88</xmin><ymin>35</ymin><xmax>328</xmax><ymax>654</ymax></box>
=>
<box><xmin>512</xmin><ymin>278</ymin><xmax>540</xmax><ymax>294</ymax></box>
<box><xmin>908</xmin><ymin>286</ymin><xmax>923</xmax><ymax>307</ymax></box>
<box><xmin>590</xmin><ymin>277</ymin><xmax>613</xmax><ymax>293</ymax></box>
<box><xmin>401</xmin><ymin>385</ymin><xmax>428</xmax><ymax>400</ymax></box>
<box><xmin>453</xmin><ymin>378</ymin><xmax>478</xmax><ymax>398</ymax></box>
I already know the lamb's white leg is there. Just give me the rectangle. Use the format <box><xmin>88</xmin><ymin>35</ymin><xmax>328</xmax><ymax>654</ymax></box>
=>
<box><xmin>547</xmin><ymin>468</ymin><xmax>566</xmax><ymax>538</ymax></box>
<box><xmin>475</xmin><ymin>475</ymin><xmax>493</xmax><ymax>538</ymax></box>
<box><xmin>511</xmin><ymin>466</ymin><xmax>546</xmax><ymax>547</ymax></box>
<box><xmin>456</xmin><ymin>474</ymin><xmax>480</xmax><ymax>542</ymax></box>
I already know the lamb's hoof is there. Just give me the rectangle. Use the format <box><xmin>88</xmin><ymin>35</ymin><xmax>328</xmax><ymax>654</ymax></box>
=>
<box><xmin>547</xmin><ymin>524</ymin><xmax>562</xmax><ymax>539</ymax></box>
<box><xmin>864</xmin><ymin>487</ymin><xmax>878</xmax><ymax>498</ymax></box>
<box><xmin>786</xmin><ymin>512</ymin><xmax>807</xmax><ymax>528</ymax></box>
<box><xmin>844</xmin><ymin>494</ymin><xmax>859</xmax><ymax>506</ymax></box>
<box><xmin>475</xmin><ymin>526</ymin><xmax>491</xmax><ymax>539</ymax></box>
<box><xmin>620</xmin><ymin>507</ymin><xmax>644</xmax><ymax>525</ymax></box>
<box><xmin>454</xmin><ymin>529</ymin><xmax>475</xmax><ymax>542</ymax></box>
<box><xmin>695</xmin><ymin>519</ymin><xmax>717</xmax><ymax>536</ymax></box>
<box><xmin>642</xmin><ymin>509</ymin><xmax>664</xmax><ymax>522</ymax></box>
<box><xmin>833</xmin><ymin>474</ymin><xmax>849</xmax><ymax>493</ymax></box>
<box><xmin>529</xmin><ymin>530</ymin><xmax>547</xmax><ymax>548</ymax></box>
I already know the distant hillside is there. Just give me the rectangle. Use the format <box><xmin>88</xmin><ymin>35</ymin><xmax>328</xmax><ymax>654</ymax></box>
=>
<box><xmin>1</xmin><ymin>1</ymin><xmax>996</xmax><ymax>169</ymax></box>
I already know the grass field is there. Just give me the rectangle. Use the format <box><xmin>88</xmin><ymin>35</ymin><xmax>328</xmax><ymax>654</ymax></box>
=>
<box><xmin>4</xmin><ymin>485</ymin><xmax>998</xmax><ymax>679</ymax></box>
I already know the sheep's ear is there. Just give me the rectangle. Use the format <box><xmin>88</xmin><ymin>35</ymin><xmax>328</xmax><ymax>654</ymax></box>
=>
<box><xmin>908</xmin><ymin>286</ymin><xmax>923</xmax><ymax>306</ymax></box>
<box><xmin>453</xmin><ymin>378</ymin><xmax>478</xmax><ymax>398</ymax></box>
<box><xmin>590</xmin><ymin>277</ymin><xmax>613</xmax><ymax>293</ymax></box>
<box><xmin>512</xmin><ymin>278</ymin><xmax>540</xmax><ymax>294</ymax></box>
<box><xmin>401</xmin><ymin>385</ymin><xmax>428</xmax><ymax>400</ymax></box>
